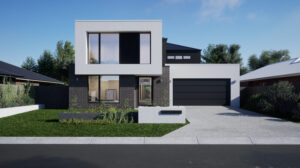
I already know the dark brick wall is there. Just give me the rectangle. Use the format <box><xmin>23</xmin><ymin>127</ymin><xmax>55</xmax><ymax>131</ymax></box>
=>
<box><xmin>153</xmin><ymin>66</ymin><xmax>170</xmax><ymax>106</ymax></box>
<box><xmin>120</xmin><ymin>76</ymin><xmax>138</xmax><ymax>108</ymax></box>
<box><xmin>68</xmin><ymin>64</ymin><xmax>137</xmax><ymax>109</ymax></box>
<box><xmin>241</xmin><ymin>76</ymin><xmax>300</xmax><ymax>93</ymax></box>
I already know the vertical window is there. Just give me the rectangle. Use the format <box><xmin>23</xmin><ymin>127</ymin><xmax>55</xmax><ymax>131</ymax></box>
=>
<box><xmin>88</xmin><ymin>34</ymin><xmax>99</xmax><ymax>64</ymax></box>
<box><xmin>100</xmin><ymin>34</ymin><xmax>119</xmax><ymax>64</ymax></box>
<box><xmin>100</xmin><ymin>76</ymin><xmax>119</xmax><ymax>102</ymax></box>
<box><xmin>140</xmin><ymin>33</ymin><xmax>150</xmax><ymax>64</ymax></box>
<box><xmin>88</xmin><ymin>76</ymin><xmax>99</xmax><ymax>102</ymax></box>
<box><xmin>139</xmin><ymin>77</ymin><xmax>152</xmax><ymax>105</ymax></box>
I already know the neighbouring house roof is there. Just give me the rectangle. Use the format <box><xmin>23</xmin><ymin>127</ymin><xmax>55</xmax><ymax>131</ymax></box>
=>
<box><xmin>241</xmin><ymin>58</ymin><xmax>300</xmax><ymax>82</ymax></box>
<box><xmin>0</xmin><ymin>60</ymin><xmax>64</xmax><ymax>85</ymax></box>
<box><xmin>166</xmin><ymin>42</ymin><xmax>201</xmax><ymax>52</ymax></box>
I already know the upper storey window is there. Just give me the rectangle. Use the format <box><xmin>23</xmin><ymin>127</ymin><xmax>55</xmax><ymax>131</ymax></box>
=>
<box><xmin>140</xmin><ymin>33</ymin><xmax>151</xmax><ymax>64</ymax></box>
<box><xmin>100</xmin><ymin>34</ymin><xmax>119</xmax><ymax>64</ymax></box>
<box><xmin>88</xmin><ymin>33</ymin><xmax>150</xmax><ymax>64</ymax></box>
<box><xmin>88</xmin><ymin>34</ymin><xmax>99</xmax><ymax>64</ymax></box>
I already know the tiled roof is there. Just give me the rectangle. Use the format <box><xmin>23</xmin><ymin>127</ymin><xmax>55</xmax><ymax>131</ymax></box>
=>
<box><xmin>241</xmin><ymin>58</ymin><xmax>300</xmax><ymax>82</ymax></box>
<box><xmin>0</xmin><ymin>60</ymin><xmax>64</xmax><ymax>85</ymax></box>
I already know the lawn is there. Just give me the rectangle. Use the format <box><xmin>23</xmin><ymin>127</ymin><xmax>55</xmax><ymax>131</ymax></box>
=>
<box><xmin>0</xmin><ymin>109</ymin><xmax>186</xmax><ymax>137</ymax></box>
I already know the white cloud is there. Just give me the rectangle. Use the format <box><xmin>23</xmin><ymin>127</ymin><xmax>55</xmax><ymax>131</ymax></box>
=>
<box><xmin>247</xmin><ymin>13</ymin><xmax>257</xmax><ymax>20</ymax></box>
<box><xmin>199</xmin><ymin>0</ymin><xmax>242</xmax><ymax>21</ymax></box>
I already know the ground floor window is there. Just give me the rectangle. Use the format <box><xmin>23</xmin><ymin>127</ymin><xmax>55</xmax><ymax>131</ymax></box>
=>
<box><xmin>88</xmin><ymin>76</ymin><xmax>99</xmax><ymax>102</ymax></box>
<box><xmin>139</xmin><ymin>77</ymin><xmax>152</xmax><ymax>105</ymax></box>
<box><xmin>100</xmin><ymin>76</ymin><xmax>119</xmax><ymax>102</ymax></box>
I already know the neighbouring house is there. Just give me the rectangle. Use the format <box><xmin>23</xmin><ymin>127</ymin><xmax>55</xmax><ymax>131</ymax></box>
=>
<box><xmin>0</xmin><ymin>60</ymin><xmax>64</xmax><ymax>86</ymax></box>
<box><xmin>241</xmin><ymin>58</ymin><xmax>300</xmax><ymax>92</ymax></box>
<box><xmin>69</xmin><ymin>20</ymin><xmax>240</xmax><ymax>109</ymax></box>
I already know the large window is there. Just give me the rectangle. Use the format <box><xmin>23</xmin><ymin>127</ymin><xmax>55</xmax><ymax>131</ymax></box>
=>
<box><xmin>88</xmin><ymin>76</ymin><xmax>99</xmax><ymax>102</ymax></box>
<box><xmin>100</xmin><ymin>34</ymin><xmax>119</xmax><ymax>64</ymax></box>
<box><xmin>88</xmin><ymin>34</ymin><xmax>99</xmax><ymax>64</ymax></box>
<box><xmin>88</xmin><ymin>33</ymin><xmax>151</xmax><ymax>64</ymax></box>
<box><xmin>100</xmin><ymin>76</ymin><xmax>119</xmax><ymax>102</ymax></box>
<box><xmin>139</xmin><ymin>77</ymin><xmax>152</xmax><ymax>105</ymax></box>
<box><xmin>140</xmin><ymin>33</ymin><xmax>150</xmax><ymax>64</ymax></box>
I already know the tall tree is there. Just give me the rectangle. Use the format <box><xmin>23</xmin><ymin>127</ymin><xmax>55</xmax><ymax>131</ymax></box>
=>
<box><xmin>202</xmin><ymin>44</ymin><xmax>248</xmax><ymax>75</ymax></box>
<box><xmin>21</xmin><ymin>56</ymin><xmax>37</xmax><ymax>72</ymax></box>
<box><xmin>38</xmin><ymin>50</ymin><xmax>56</xmax><ymax>78</ymax></box>
<box><xmin>55</xmin><ymin>40</ymin><xmax>75</xmax><ymax>83</ymax></box>
<box><xmin>248</xmin><ymin>50</ymin><xmax>290</xmax><ymax>71</ymax></box>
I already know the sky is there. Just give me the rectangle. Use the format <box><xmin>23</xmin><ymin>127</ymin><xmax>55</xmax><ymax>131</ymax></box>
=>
<box><xmin>0</xmin><ymin>0</ymin><xmax>300</xmax><ymax>67</ymax></box>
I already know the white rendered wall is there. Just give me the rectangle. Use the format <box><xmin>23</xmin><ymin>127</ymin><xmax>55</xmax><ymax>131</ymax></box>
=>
<box><xmin>0</xmin><ymin>104</ymin><xmax>45</xmax><ymax>118</ymax></box>
<box><xmin>138</xmin><ymin>106</ymin><xmax>186</xmax><ymax>124</ymax></box>
<box><xmin>75</xmin><ymin>20</ymin><xmax>162</xmax><ymax>76</ymax></box>
<box><xmin>167</xmin><ymin>64</ymin><xmax>240</xmax><ymax>107</ymax></box>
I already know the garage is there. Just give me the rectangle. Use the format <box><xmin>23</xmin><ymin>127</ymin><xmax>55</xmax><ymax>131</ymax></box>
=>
<box><xmin>173</xmin><ymin>79</ymin><xmax>230</xmax><ymax>106</ymax></box>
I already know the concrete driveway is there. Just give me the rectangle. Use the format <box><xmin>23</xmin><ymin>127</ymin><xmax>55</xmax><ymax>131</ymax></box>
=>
<box><xmin>164</xmin><ymin>106</ymin><xmax>300</xmax><ymax>137</ymax></box>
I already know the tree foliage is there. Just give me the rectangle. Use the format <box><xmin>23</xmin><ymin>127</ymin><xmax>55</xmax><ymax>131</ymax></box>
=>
<box><xmin>37</xmin><ymin>50</ymin><xmax>56</xmax><ymax>78</ymax></box>
<box><xmin>21</xmin><ymin>56</ymin><xmax>37</xmax><ymax>72</ymax></box>
<box><xmin>202</xmin><ymin>44</ymin><xmax>248</xmax><ymax>75</ymax></box>
<box><xmin>55</xmin><ymin>40</ymin><xmax>75</xmax><ymax>83</ymax></box>
<box><xmin>21</xmin><ymin>40</ymin><xmax>75</xmax><ymax>84</ymax></box>
<box><xmin>248</xmin><ymin>50</ymin><xmax>290</xmax><ymax>71</ymax></box>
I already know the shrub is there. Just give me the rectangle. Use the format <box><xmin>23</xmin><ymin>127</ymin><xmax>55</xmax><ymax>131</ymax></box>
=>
<box><xmin>0</xmin><ymin>79</ymin><xmax>34</xmax><ymax>108</ymax></box>
<box><xmin>246</xmin><ymin>81</ymin><xmax>300</xmax><ymax>119</ymax></box>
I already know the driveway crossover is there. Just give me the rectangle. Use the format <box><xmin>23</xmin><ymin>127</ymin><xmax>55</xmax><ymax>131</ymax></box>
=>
<box><xmin>164</xmin><ymin>106</ymin><xmax>300</xmax><ymax>137</ymax></box>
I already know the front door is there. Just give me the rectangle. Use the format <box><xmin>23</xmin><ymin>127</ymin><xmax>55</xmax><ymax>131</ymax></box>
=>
<box><xmin>139</xmin><ymin>77</ymin><xmax>152</xmax><ymax>105</ymax></box>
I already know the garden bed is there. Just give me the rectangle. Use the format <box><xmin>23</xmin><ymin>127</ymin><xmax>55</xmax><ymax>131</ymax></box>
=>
<box><xmin>0</xmin><ymin>109</ymin><xmax>186</xmax><ymax>137</ymax></box>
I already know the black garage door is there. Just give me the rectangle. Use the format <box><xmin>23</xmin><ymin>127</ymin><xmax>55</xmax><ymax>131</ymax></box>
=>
<box><xmin>173</xmin><ymin>79</ymin><xmax>230</xmax><ymax>106</ymax></box>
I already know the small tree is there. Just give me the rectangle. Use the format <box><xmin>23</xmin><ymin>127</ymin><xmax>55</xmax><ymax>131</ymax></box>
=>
<box><xmin>22</xmin><ymin>56</ymin><xmax>37</xmax><ymax>72</ymax></box>
<box><xmin>38</xmin><ymin>50</ymin><xmax>56</xmax><ymax>78</ymax></box>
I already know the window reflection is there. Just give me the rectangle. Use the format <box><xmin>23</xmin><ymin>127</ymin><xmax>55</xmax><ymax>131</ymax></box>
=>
<box><xmin>88</xmin><ymin>34</ymin><xmax>99</xmax><ymax>64</ymax></box>
<box><xmin>139</xmin><ymin>77</ymin><xmax>152</xmax><ymax>105</ymax></box>
<box><xmin>88</xmin><ymin>76</ymin><xmax>99</xmax><ymax>102</ymax></box>
<box><xmin>140</xmin><ymin>33</ymin><xmax>150</xmax><ymax>64</ymax></box>
<box><xmin>100</xmin><ymin>76</ymin><xmax>119</xmax><ymax>102</ymax></box>
<box><xmin>101</xmin><ymin>34</ymin><xmax>119</xmax><ymax>64</ymax></box>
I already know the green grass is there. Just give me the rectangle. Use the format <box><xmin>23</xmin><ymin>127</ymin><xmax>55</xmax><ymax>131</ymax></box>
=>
<box><xmin>0</xmin><ymin>109</ymin><xmax>186</xmax><ymax>137</ymax></box>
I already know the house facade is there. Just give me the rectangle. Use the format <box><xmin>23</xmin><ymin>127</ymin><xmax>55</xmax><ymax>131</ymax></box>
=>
<box><xmin>69</xmin><ymin>20</ymin><xmax>240</xmax><ymax>109</ymax></box>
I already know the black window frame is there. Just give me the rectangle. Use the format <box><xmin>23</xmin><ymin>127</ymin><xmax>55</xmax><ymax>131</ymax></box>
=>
<box><xmin>87</xmin><ymin>32</ymin><xmax>151</xmax><ymax>65</ymax></box>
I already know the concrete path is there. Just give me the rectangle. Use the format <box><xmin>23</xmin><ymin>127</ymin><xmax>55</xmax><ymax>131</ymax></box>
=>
<box><xmin>164</xmin><ymin>106</ymin><xmax>300</xmax><ymax>137</ymax></box>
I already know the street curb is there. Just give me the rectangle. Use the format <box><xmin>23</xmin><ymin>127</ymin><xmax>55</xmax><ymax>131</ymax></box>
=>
<box><xmin>1</xmin><ymin>137</ymin><xmax>300</xmax><ymax>145</ymax></box>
